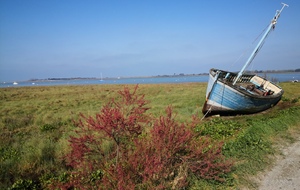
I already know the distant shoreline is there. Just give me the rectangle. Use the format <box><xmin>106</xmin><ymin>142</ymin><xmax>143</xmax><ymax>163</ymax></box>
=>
<box><xmin>27</xmin><ymin>73</ymin><xmax>209</xmax><ymax>82</ymax></box>
<box><xmin>27</xmin><ymin>70</ymin><xmax>300</xmax><ymax>83</ymax></box>
<box><xmin>1</xmin><ymin>72</ymin><xmax>299</xmax><ymax>88</ymax></box>
<box><xmin>1</xmin><ymin>69</ymin><xmax>299</xmax><ymax>83</ymax></box>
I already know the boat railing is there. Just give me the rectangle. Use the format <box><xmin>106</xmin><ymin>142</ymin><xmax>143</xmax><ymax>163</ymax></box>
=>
<box><xmin>233</xmin><ymin>75</ymin><xmax>253</xmax><ymax>83</ymax></box>
<box><xmin>219</xmin><ymin>72</ymin><xmax>253</xmax><ymax>84</ymax></box>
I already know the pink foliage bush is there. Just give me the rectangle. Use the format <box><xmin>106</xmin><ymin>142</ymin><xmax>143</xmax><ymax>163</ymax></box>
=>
<box><xmin>51</xmin><ymin>85</ymin><xmax>232</xmax><ymax>190</ymax></box>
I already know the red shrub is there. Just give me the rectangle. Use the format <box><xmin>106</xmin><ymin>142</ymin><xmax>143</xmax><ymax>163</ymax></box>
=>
<box><xmin>50</xmin><ymin>85</ymin><xmax>233</xmax><ymax>190</ymax></box>
<box><xmin>130</xmin><ymin>106</ymin><xmax>232</xmax><ymax>189</ymax></box>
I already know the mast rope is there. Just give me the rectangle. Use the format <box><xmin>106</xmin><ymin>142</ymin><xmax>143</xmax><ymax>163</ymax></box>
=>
<box><xmin>232</xmin><ymin>24</ymin><xmax>270</xmax><ymax>70</ymax></box>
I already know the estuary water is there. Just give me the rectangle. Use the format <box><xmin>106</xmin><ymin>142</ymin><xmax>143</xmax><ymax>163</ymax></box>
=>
<box><xmin>1</xmin><ymin>73</ymin><xmax>299</xmax><ymax>88</ymax></box>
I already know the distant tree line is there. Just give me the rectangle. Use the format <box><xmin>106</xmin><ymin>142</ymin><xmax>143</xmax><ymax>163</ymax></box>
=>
<box><xmin>47</xmin><ymin>77</ymin><xmax>96</xmax><ymax>80</ymax></box>
<box><xmin>253</xmin><ymin>69</ymin><xmax>300</xmax><ymax>73</ymax></box>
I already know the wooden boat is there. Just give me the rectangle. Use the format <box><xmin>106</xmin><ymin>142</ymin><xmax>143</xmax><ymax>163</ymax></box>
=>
<box><xmin>202</xmin><ymin>3</ymin><xmax>288</xmax><ymax>116</ymax></box>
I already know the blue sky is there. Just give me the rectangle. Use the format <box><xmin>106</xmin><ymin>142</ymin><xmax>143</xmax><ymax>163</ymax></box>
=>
<box><xmin>0</xmin><ymin>0</ymin><xmax>299</xmax><ymax>81</ymax></box>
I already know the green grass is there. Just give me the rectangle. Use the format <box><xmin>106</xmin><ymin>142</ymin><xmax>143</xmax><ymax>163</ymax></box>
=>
<box><xmin>0</xmin><ymin>82</ymin><xmax>299</xmax><ymax>189</ymax></box>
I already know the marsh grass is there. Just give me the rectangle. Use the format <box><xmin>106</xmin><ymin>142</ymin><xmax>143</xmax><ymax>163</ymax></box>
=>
<box><xmin>0</xmin><ymin>82</ymin><xmax>299</xmax><ymax>189</ymax></box>
<box><xmin>191</xmin><ymin>105</ymin><xmax>300</xmax><ymax>189</ymax></box>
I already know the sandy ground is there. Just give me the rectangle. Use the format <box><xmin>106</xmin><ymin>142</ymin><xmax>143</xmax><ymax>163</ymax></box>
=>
<box><xmin>257</xmin><ymin>137</ymin><xmax>300</xmax><ymax>190</ymax></box>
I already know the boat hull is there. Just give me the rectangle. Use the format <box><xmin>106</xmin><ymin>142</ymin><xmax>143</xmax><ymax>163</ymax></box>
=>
<box><xmin>202</xmin><ymin>69</ymin><xmax>283</xmax><ymax>116</ymax></box>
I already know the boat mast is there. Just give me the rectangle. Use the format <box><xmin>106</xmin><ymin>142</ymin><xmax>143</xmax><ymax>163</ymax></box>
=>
<box><xmin>233</xmin><ymin>3</ymin><xmax>288</xmax><ymax>85</ymax></box>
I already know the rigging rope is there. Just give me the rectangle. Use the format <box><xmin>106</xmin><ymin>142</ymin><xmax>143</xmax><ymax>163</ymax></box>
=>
<box><xmin>232</xmin><ymin>24</ymin><xmax>270</xmax><ymax>70</ymax></box>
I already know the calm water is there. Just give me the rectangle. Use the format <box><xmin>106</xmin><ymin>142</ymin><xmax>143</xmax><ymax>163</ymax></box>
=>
<box><xmin>1</xmin><ymin>73</ymin><xmax>299</xmax><ymax>88</ymax></box>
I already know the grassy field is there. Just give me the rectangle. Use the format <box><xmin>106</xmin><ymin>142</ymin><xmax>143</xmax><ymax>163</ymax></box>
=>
<box><xmin>1</xmin><ymin>82</ymin><xmax>299</xmax><ymax>189</ymax></box>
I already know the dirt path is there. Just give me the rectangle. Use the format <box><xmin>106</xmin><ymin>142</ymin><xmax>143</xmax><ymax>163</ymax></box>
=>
<box><xmin>258</xmin><ymin>137</ymin><xmax>300</xmax><ymax>190</ymax></box>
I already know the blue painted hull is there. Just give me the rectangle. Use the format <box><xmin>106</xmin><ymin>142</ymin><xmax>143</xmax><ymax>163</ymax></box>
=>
<box><xmin>202</xmin><ymin>69</ymin><xmax>283</xmax><ymax>115</ymax></box>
